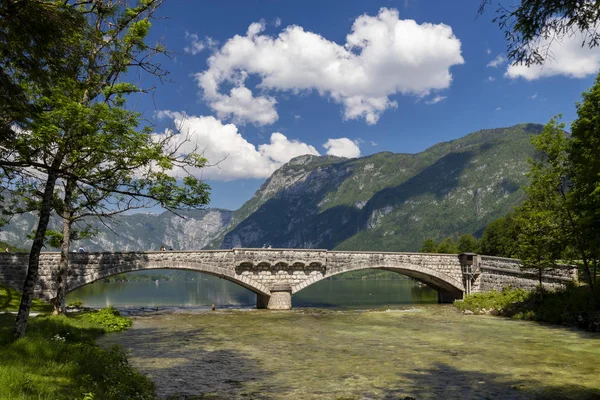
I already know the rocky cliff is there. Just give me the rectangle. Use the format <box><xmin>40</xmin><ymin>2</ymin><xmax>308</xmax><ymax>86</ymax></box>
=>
<box><xmin>0</xmin><ymin>208</ymin><xmax>233</xmax><ymax>252</ymax></box>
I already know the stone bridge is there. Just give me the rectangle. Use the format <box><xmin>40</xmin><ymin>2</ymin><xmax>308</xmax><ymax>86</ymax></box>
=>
<box><xmin>0</xmin><ymin>249</ymin><xmax>577</xmax><ymax>309</ymax></box>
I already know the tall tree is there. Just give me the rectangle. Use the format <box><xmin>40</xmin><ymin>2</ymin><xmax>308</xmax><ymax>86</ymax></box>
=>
<box><xmin>567</xmin><ymin>72</ymin><xmax>600</xmax><ymax>297</ymax></box>
<box><xmin>479</xmin><ymin>212</ymin><xmax>521</xmax><ymax>257</ymax></box>
<box><xmin>420</xmin><ymin>238</ymin><xmax>438</xmax><ymax>253</ymax></box>
<box><xmin>1</xmin><ymin>0</ymin><xmax>210</xmax><ymax>337</ymax></box>
<box><xmin>436</xmin><ymin>237</ymin><xmax>458</xmax><ymax>254</ymax></box>
<box><xmin>479</xmin><ymin>0</ymin><xmax>600</xmax><ymax>65</ymax></box>
<box><xmin>457</xmin><ymin>234</ymin><xmax>480</xmax><ymax>253</ymax></box>
<box><xmin>515</xmin><ymin>118</ymin><xmax>570</xmax><ymax>292</ymax></box>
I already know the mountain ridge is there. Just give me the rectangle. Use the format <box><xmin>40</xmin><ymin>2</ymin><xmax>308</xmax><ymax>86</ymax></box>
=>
<box><xmin>1</xmin><ymin>123</ymin><xmax>541</xmax><ymax>253</ymax></box>
<box><xmin>212</xmin><ymin>123</ymin><xmax>541</xmax><ymax>251</ymax></box>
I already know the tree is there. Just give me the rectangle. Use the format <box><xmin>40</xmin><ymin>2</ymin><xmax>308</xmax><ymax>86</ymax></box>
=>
<box><xmin>420</xmin><ymin>238</ymin><xmax>438</xmax><ymax>253</ymax></box>
<box><xmin>1</xmin><ymin>0</ymin><xmax>210</xmax><ymax>337</ymax></box>
<box><xmin>567</xmin><ymin>72</ymin><xmax>600</xmax><ymax>297</ymax></box>
<box><xmin>457</xmin><ymin>234</ymin><xmax>480</xmax><ymax>253</ymax></box>
<box><xmin>479</xmin><ymin>212</ymin><xmax>521</xmax><ymax>257</ymax></box>
<box><xmin>436</xmin><ymin>237</ymin><xmax>458</xmax><ymax>254</ymax></box>
<box><xmin>479</xmin><ymin>1</ymin><xmax>600</xmax><ymax>66</ymax></box>
<box><xmin>515</xmin><ymin>118</ymin><xmax>570</xmax><ymax>292</ymax></box>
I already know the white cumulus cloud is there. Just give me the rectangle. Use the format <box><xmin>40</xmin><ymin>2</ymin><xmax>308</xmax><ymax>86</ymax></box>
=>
<box><xmin>487</xmin><ymin>54</ymin><xmax>506</xmax><ymax>68</ymax></box>
<box><xmin>425</xmin><ymin>95</ymin><xmax>446</xmax><ymax>105</ymax></box>
<box><xmin>505</xmin><ymin>27</ymin><xmax>600</xmax><ymax>80</ymax></box>
<box><xmin>195</xmin><ymin>8</ymin><xmax>463</xmax><ymax>125</ymax></box>
<box><xmin>184</xmin><ymin>32</ymin><xmax>205</xmax><ymax>55</ymax></box>
<box><xmin>154</xmin><ymin>112</ymin><xmax>358</xmax><ymax>180</ymax></box>
<box><xmin>323</xmin><ymin>138</ymin><xmax>361</xmax><ymax>158</ymax></box>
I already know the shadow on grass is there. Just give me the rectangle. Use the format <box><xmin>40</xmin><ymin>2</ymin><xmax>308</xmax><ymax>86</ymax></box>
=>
<box><xmin>102</xmin><ymin>325</ymin><xmax>276</xmax><ymax>399</ymax></box>
<box><xmin>0</xmin><ymin>313</ymin><xmax>154</xmax><ymax>400</ymax></box>
<box><xmin>0</xmin><ymin>283</ymin><xmax>53</xmax><ymax>313</ymax></box>
<box><xmin>375</xmin><ymin>362</ymin><xmax>600</xmax><ymax>400</ymax></box>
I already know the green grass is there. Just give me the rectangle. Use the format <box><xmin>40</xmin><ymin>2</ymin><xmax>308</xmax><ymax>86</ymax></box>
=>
<box><xmin>455</xmin><ymin>285</ymin><xmax>600</xmax><ymax>332</ymax></box>
<box><xmin>0</xmin><ymin>291</ymin><xmax>155</xmax><ymax>399</ymax></box>
<box><xmin>0</xmin><ymin>284</ymin><xmax>53</xmax><ymax>313</ymax></box>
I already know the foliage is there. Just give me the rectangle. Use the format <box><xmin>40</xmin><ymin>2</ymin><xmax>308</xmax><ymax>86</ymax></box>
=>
<box><xmin>514</xmin><ymin>118</ymin><xmax>570</xmax><ymax>285</ymax></box>
<box><xmin>455</xmin><ymin>286</ymin><xmax>530</xmax><ymax>314</ymax></box>
<box><xmin>82</xmin><ymin>306</ymin><xmax>132</xmax><ymax>332</ymax></box>
<box><xmin>457</xmin><ymin>234</ymin><xmax>479</xmax><ymax>253</ymax></box>
<box><xmin>1</xmin><ymin>0</ymin><xmax>212</xmax><ymax>336</ymax></box>
<box><xmin>67</xmin><ymin>298</ymin><xmax>84</xmax><ymax>308</ymax></box>
<box><xmin>420</xmin><ymin>238</ymin><xmax>437</xmax><ymax>253</ymax></box>
<box><xmin>435</xmin><ymin>237</ymin><xmax>459</xmax><ymax>254</ymax></box>
<box><xmin>0</xmin><ymin>240</ymin><xmax>26</xmax><ymax>253</ymax></box>
<box><xmin>0</xmin><ymin>311</ymin><xmax>154</xmax><ymax>399</ymax></box>
<box><xmin>455</xmin><ymin>285</ymin><xmax>600</xmax><ymax>332</ymax></box>
<box><xmin>567</xmin><ymin>72</ymin><xmax>600</xmax><ymax>297</ymax></box>
<box><xmin>479</xmin><ymin>212</ymin><xmax>520</xmax><ymax>257</ymax></box>
<box><xmin>479</xmin><ymin>0</ymin><xmax>600</xmax><ymax>66</ymax></box>
<box><xmin>420</xmin><ymin>235</ymin><xmax>477</xmax><ymax>254</ymax></box>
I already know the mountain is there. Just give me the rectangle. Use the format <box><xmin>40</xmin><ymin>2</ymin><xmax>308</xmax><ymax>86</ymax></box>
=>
<box><xmin>1</xmin><ymin>123</ymin><xmax>542</xmax><ymax>254</ymax></box>
<box><xmin>209</xmin><ymin>123</ymin><xmax>542</xmax><ymax>251</ymax></box>
<box><xmin>0</xmin><ymin>208</ymin><xmax>233</xmax><ymax>252</ymax></box>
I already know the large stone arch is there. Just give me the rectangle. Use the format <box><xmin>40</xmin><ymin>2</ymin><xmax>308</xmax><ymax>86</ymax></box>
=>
<box><xmin>66</xmin><ymin>256</ymin><xmax>271</xmax><ymax>297</ymax></box>
<box><xmin>292</xmin><ymin>263</ymin><xmax>463</xmax><ymax>294</ymax></box>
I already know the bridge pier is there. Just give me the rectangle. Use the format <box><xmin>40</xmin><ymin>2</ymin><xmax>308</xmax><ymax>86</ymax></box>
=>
<box><xmin>256</xmin><ymin>284</ymin><xmax>292</xmax><ymax>310</ymax></box>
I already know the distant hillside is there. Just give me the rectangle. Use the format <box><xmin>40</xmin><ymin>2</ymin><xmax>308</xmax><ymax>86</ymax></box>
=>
<box><xmin>209</xmin><ymin>123</ymin><xmax>541</xmax><ymax>251</ymax></box>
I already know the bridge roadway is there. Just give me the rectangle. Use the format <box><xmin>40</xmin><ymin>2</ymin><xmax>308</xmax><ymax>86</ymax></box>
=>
<box><xmin>0</xmin><ymin>249</ymin><xmax>577</xmax><ymax>309</ymax></box>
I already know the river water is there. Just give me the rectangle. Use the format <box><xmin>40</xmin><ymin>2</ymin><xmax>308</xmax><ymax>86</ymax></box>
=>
<box><xmin>71</xmin><ymin>275</ymin><xmax>600</xmax><ymax>399</ymax></box>
<box><xmin>66</xmin><ymin>274</ymin><xmax>438</xmax><ymax>310</ymax></box>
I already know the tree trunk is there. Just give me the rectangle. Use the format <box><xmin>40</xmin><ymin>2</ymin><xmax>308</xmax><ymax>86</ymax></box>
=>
<box><xmin>13</xmin><ymin>167</ymin><xmax>60</xmax><ymax>338</ymax></box>
<box><xmin>53</xmin><ymin>178</ymin><xmax>75</xmax><ymax>315</ymax></box>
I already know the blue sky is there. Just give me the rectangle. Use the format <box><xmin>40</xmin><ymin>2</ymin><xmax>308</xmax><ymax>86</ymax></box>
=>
<box><xmin>132</xmin><ymin>0</ymin><xmax>600</xmax><ymax>210</ymax></box>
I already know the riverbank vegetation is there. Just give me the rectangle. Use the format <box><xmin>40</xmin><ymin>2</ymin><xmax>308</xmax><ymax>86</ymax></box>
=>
<box><xmin>0</xmin><ymin>296</ymin><xmax>154</xmax><ymax>399</ymax></box>
<box><xmin>455</xmin><ymin>286</ymin><xmax>600</xmax><ymax>332</ymax></box>
<box><xmin>435</xmin><ymin>73</ymin><xmax>600</xmax><ymax>328</ymax></box>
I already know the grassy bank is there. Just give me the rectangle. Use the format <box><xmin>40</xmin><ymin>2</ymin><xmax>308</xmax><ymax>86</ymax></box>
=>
<box><xmin>0</xmin><ymin>286</ymin><xmax>155</xmax><ymax>400</ymax></box>
<box><xmin>0</xmin><ymin>284</ymin><xmax>53</xmax><ymax>313</ymax></box>
<box><xmin>455</xmin><ymin>285</ymin><xmax>600</xmax><ymax>332</ymax></box>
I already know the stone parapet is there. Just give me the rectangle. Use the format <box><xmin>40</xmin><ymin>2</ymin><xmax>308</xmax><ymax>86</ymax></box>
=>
<box><xmin>0</xmin><ymin>250</ymin><xmax>578</xmax><ymax>307</ymax></box>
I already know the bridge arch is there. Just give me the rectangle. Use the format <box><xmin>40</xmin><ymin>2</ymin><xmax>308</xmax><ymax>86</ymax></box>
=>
<box><xmin>291</xmin><ymin>261</ymin><xmax>465</xmax><ymax>301</ymax></box>
<box><xmin>66</xmin><ymin>257</ymin><xmax>271</xmax><ymax>297</ymax></box>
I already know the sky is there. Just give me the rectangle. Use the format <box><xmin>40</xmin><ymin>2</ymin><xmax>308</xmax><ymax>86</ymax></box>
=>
<box><xmin>131</xmin><ymin>0</ymin><xmax>600</xmax><ymax>211</ymax></box>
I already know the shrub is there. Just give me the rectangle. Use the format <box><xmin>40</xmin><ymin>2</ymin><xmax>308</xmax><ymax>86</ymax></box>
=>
<box><xmin>455</xmin><ymin>285</ymin><xmax>600</xmax><ymax>332</ymax></box>
<box><xmin>83</xmin><ymin>306</ymin><xmax>132</xmax><ymax>332</ymax></box>
<box><xmin>67</xmin><ymin>299</ymin><xmax>84</xmax><ymax>308</ymax></box>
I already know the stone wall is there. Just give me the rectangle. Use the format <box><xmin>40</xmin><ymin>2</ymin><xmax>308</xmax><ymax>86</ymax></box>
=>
<box><xmin>233</xmin><ymin>249</ymin><xmax>327</xmax><ymax>294</ymax></box>
<box><xmin>0</xmin><ymin>250</ymin><xmax>579</xmax><ymax>308</ymax></box>
<box><xmin>474</xmin><ymin>256</ymin><xmax>577</xmax><ymax>293</ymax></box>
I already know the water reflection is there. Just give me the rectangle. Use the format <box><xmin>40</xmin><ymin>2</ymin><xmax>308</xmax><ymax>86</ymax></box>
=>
<box><xmin>293</xmin><ymin>279</ymin><xmax>437</xmax><ymax>308</ymax></box>
<box><xmin>67</xmin><ymin>273</ymin><xmax>438</xmax><ymax>309</ymax></box>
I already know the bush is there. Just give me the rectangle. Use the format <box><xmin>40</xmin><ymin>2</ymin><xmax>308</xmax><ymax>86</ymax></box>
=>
<box><xmin>83</xmin><ymin>306</ymin><xmax>132</xmax><ymax>332</ymax></box>
<box><xmin>455</xmin><ymin>285</ymin><xmax>600</xmax><ymax>332</ymax></box>
<box><xmin>67</xmin><ymin>298</ymin><xmax>84</xmax><ymax>308</ymax></box>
